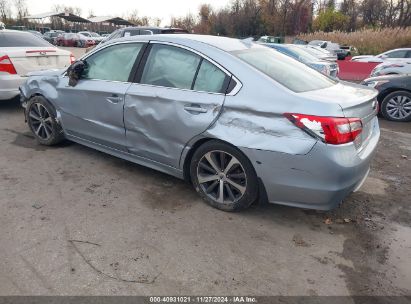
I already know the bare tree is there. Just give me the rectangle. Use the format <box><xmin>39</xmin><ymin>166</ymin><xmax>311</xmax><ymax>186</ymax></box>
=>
<box><xmin>125</xmin><ymin>9</ymin><xmax>157</xmax><ymax>26</ymax></box>
<box><xmin>14</xmin><ymin>0</ymin><xmax>28</xmax><ymax>24</ymax></box>
<box><xmin>0</xmin><ymin>0</ymin><xmax>12</xmax><ymax>23</ymax></box>
<box><xmin>171</xmin><ymin>13</ymin><xmax>196</xmax><ymax>31</ymax></box>
<box><xmin>88</xmin><ymin>9</ymin><xmax>95</xmax><ymax>19</ymax></box>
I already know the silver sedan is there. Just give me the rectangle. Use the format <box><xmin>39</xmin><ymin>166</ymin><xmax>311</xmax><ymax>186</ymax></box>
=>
<box><xmin>20</xmin><ymin>34</ymin><xmax>380</xmax><ymax>211</ymax></box>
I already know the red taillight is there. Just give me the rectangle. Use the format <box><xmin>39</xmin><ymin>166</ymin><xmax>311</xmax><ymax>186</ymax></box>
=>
<box><xmin>70</xmin><ymin>53</ymin><xmax>76</xmax><ymax>64</ymax></box>
<box><xmin>0</xmin><ymin>55</ymin><xmax>17</xmax><ymax>75</ymax></box>
<box><xmin>284</xmin><ymin>113</ymin><xmax>363</xmax><ymax>145</ymax></box>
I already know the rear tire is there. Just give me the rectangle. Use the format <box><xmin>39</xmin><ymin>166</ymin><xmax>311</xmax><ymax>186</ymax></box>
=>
<box><xmin>190</xmin><ymin>140</ymin><xmax>258</xmax><ymax>212</ymax></box>
<box><xmin>381</xmin><ymin>91</ymin><xmax>411</xmax><ymax>122</ymax></box>
<box><xmin>26</xmin><ymin>96</ymin><xmax>65</xmax><ymax>145</ymax></box>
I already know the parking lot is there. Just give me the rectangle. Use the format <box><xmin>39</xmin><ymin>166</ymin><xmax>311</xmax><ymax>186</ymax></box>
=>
<box><xmin>0</xmin><ymin>47</ymin><xmax>410</xmax><ymax>296</ymax></box>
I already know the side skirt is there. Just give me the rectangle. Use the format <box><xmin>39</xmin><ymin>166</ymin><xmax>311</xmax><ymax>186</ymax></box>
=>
<box><xmin>65</xmin><ymin>134</ymin><xmax>184</xmax><ymax>179</ymax></box>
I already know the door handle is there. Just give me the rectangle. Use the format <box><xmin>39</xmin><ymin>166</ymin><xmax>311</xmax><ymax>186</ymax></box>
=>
<box><xmin>135</xmin><ymin>91</ymin><xmax>157</xmax><ymax>98</ymax></box>
<box><xmin>184</xmin><ymin>104</ymin><xmax>208</xmax><ymax>114</ymax></box>
<box><xmin>106</xmin><ymin>94</ymin><xmax>122</xmax><ymax>104</ymax></box>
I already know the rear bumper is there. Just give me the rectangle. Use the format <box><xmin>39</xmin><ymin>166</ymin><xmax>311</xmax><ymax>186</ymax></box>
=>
<box><xmin>0</xmin><ymin>74</ymin><xmax>26</xmax><ymax>101</ymax></box>
<box><xmin>241</xmin><ymin>117</ymin><xmax>380</xmax><ymax>210</ymax></box>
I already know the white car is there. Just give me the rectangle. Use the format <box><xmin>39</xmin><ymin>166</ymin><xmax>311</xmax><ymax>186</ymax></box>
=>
<box><xmin>0</xmin><ymin>22</ymin><xmax>5</xmax><ymax>30</ymax></box>
<box><xmin>352</xmin><ymin>48</ymin><xmax>411</xmax><ymax>63</ymax></box>
<box><xmin>370</xmin><ymin>60</ymin><xmax>411</xmax><ymax>77</ymax></box>
<box><xmin>0</xmin><ymin>30</ymin><xmax>75</xmax><ymax>101</ymax></box>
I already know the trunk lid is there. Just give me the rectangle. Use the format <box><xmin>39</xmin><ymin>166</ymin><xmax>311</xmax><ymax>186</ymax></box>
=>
<box><xmin>4</xmin><ymin>47</ymin><xmax>71</xmax><ymax>76</ymax></box>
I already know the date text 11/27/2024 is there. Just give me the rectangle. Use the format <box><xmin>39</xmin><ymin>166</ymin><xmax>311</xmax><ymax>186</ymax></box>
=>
<box><xmin>149</xmin><ymin>297</ymin><xmax>257</xmax><ymax>303</ymax></box>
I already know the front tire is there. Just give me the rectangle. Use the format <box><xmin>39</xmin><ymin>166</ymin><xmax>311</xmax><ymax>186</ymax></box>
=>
<box><xmin>26</xmin><ymin>96</ymin><xmax>65</xmax><ymax>145</ymax></box>
<box><xmin>190</xmin><ymin>140</ymin><xmax>258</xmax><ymax>212</ymax></box>
<box><xmin>381</xmin><ymin>91</ymin><xmax>411</xmax><ymax>122</ymax></box>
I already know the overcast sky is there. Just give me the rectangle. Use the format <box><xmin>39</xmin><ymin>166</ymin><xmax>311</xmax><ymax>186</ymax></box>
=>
<box><xmin>25</xmin><ymin>0</ymin><xmax>229</xmax><ymax>25</ymax></box>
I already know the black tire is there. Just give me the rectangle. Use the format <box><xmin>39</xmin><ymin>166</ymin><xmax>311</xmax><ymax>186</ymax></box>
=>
<box><xmin>190</xmin><ymin>140</ymin><xmax>258</xmax><ymax>212</ymax></box>
<box><xmin>26</xmin><ymin>96</ymin><xmax>65</xmax><ymax>145</ymax></box>
<box><xmin>381</xmin><ymin>90</ymin><xmax>411</xmax><ymax>122</ymax></box>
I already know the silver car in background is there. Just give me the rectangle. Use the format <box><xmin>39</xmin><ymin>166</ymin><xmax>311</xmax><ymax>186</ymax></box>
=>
<box><xmin>263</xmin><ymin>43</ymin><xmax>339</xmax><ymax>77</ymax></box>
<box><xmin>308</xmin><ymin>40</ymin><xmax>348</xmax><ymax>60</ymax></box>
<box><xmin>295</xmin><ymin>44</ymin><xmax>338</xmax><ymax>62</ymax></box>
<box><xmin>371</xmin><ymin>60</ymin><xmax>411</xmax><ymax>77</ymax></box>
<box><xmin>20</xmin><ymin>35</ymin><xmax>380</xmax><ymax>212</ymax></box>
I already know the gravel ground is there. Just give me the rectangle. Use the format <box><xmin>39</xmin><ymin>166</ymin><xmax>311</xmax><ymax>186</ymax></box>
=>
<box><xmin>0</xmin><ymin>47</ymin><xmax>410</xmax><ymax>296</ymax></box>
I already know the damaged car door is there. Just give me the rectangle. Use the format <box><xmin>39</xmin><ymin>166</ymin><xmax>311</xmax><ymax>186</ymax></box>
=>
<box><xmin>125</xmin><ymin>42</ymin><xmax>231</xmax><ymax>168</ymax></box>
<box><xmin>55</xmin><ymin>43</ymin><xmax>145</xmax><ymax>150</ymax></box>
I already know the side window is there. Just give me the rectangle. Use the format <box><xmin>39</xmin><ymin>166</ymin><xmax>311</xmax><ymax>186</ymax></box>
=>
<box><xmin>405</xmin><ymin>51</ymin><xmax>411</xmax><ymax>58</ymax></box>
<box><xmin>386</xmin><ymin>50</ymin><xmax>407</xmax><ymax>58</ymax></box>
<box><xmin>193</xmin><ymin>60</ymin><xmax>228</xmax><ymax>93</ymax></box>
<box><xmin>140</xmin><ymin>30</ymin><xmax>154</xmax><ymax>35</ymax></box>
<box><xmin>140</xmin><ymin>44</ymin><xmax>201</xmax><ymax>90</ymax></box>
<box><xmin>83</xmin><ymin>43</ymin><xmax>143</xmax><ymax>82</ymax></box>
<box><xmin>124</xmin><ymin>30</ymin><xmax>140</xmax><ymax>37</ymax></box>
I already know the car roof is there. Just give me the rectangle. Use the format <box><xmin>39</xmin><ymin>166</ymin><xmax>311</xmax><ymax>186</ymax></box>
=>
<box><xmin>386</xmin><ymin>48</ymin><xmax>411</xmax><ymax>51</ymax></box>
<box><xmin>111</xmin><ymin>34</ymin><xmax>259</xmax><ymax>52</ymax></box>
<box><xmin>1</xmin><ymin>29</ymin><xmax>28</xmax><ymax>33</ymax></box>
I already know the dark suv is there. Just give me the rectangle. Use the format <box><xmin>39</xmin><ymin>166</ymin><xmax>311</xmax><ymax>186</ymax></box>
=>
<box><xmin>102</xmin><ymin>27</ymin><xmax>188</xmax><ymax>44</ymax></box>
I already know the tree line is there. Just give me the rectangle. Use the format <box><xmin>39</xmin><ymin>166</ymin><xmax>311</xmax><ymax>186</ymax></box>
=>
<box><xmin>171</xmin><ymin>0</ymin><xmax>411</xmax><ymax>37</ymax></box>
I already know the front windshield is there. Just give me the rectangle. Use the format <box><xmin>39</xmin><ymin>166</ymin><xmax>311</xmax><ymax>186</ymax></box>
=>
<box><xmin>231</xmin><ymin>47</ymin><xmax>336</xmax><ymax>93</ymax></box>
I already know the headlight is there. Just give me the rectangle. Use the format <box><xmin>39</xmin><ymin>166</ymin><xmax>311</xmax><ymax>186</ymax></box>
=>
<box><xmin>364</xmin><ymin>80</ymin><xmax>388</xmax><ymax>88</ymax></box>
<box><xmin>371</xmin><ymin>67</ymin><xmax>382</xmax><ymax>76</ymax></box>
<box><xmin>311</xmin><ymin>64</ymin><xmax>328</xmax><ymax>74</ymax></box>
<box><xmin>322</xmin><ymin>65</ymin><xmax>330</xmax><ymax>75</ymax></box>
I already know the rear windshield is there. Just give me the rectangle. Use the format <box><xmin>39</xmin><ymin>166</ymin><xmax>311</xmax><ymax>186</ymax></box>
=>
<box><xmin>231</xmin><ymin>47</ymin><xmax>336</xmax><ymax>93</ymax></box>
<box><xmin>0</xmin><ymin>32</ymin><xmax>51</xmax><ymax>47</ymax></box>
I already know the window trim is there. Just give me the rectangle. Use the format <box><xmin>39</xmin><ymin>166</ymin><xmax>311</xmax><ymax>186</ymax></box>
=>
<box><xmin>77</xmin><ymin>41</ymin><xmax>148</xmax><ymax>84</ymax></box>
<box><xmin>134</xmin><ymin>41</ymin><xmax>242</xmax><ymax>96</ymax></box>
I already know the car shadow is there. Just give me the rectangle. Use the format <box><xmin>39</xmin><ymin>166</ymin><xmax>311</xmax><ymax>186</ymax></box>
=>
<box><xmin>61</xmin><ymin>140</ymin><xmax>331</xmax><ymax>227</ymax></box>
<box><xmin>0</xmin><ymin>97</ymin><xmax>21</xmax><ymax>113</ymax></box>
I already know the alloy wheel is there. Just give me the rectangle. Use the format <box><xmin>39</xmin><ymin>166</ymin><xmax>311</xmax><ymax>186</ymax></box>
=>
<box><xmin>197</xmin><ymin>150</ymin><xmax>247</xmax><ymax>205</ymax></box>
<box><xmin>386</xmin><ymin>95</ymin><xmax>411</xmax><ymax>120</ymax></box>
<box><xmin>28</xmin><ymin>103</ymin><xmax>53</xmax><ymax>140</ymax></box>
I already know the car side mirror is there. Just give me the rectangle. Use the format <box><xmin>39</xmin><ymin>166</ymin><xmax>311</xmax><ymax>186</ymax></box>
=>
<box><xmin>380</xmin><ymin>54</ymin><xmax>388</xmax><ymax>59</ymax></box>
<box><xmin>67</xmin><ymin>60</ymin><xmax>86</xmax><ymax>87</ymax></box>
